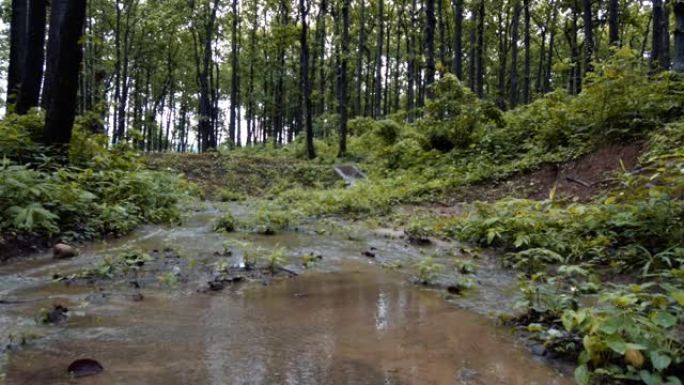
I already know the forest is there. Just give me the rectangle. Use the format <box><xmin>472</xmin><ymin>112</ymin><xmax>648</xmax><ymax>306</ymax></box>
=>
<box><xmin>0</xmin><ymin>0</ymin><xmax>683</xmax><ymax>384</ymax></box>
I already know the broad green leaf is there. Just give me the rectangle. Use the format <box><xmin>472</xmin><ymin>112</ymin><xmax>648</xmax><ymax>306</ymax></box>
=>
<box><xmin>651</xmin><ymin>311</ymin><xmax>677</xmax><ymax>328</ymax></box>
<box><xmin>605</xmin><ymin>333</ymin><xmax>626</xmax><ymax>354</ymax></box>
<box><xmin>574</xmin><ymin>364</ymin><xmax>590</xmax><ymax>385</ymax></box>
<box><xmin>649</xmin><ymin>351</ymin><xmax>671</xmax><ymax>371</ymax></box>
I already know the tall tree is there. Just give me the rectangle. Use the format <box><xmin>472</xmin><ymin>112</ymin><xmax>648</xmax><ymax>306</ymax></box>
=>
<box><xmin>511</xmin><ymin>0</ymin><xmax>521</xmax><ymax>108</ymax></box>
<box><xmin>373</xmin><ymin>0</ymin><xmax>384</xmax><ymax>118</ymax></box>
<box><xmin>674</xmin><ymin>0</ymin><xmax>684</xmax><ymax>72</ymax></box>
<box><xmin>338</xmin><ymin>0</ymin><xmax>350</xmax><ymax>156</ymax></box>
<box><xmin>425</xmin><ymin>0</ymin><xmax>437</xmax><ymax>93</ymax></box>
<box><xmin>7</xmin><ymin>0</ymin><xmax>28</xmax><ymax>108</ymax></box>
<box><xmin>15</xmin><ymin>0</ymin><xmax>47</xmax><ymax>115</ymax></box>
<box><xmin>42</xmin><ymin>0</ymin><xmax>88</xmax><ymax>146</ymax></box>
<box><xmin>355</xmin><ymin>0</ymin><xmax>366</xmax><ymax>116</ymax></box>
<box><xmin>522</xmin><ymin>0</ymin><xmax>531</xmax><ymax>103</ymax></box>
<box><xmin>300</xmin><ymin>0</ymin><xmax>316</xmax><ymax>158</ymax></box>
<box><xmin>608</xmin><ymin>0</ymin><xmax>620</xmax><ymax>46</ymax></box>
<box><xmin>582</xmin><ymin>0</ymin><xmax>595</xmax><ymax>74</ymax></box>
<box><xmin>452</xmin><ymin>0</ymin><xmax>463</xmax><ymax>79</ymax></box>
<box><xmin>230</xmin><ymin>0</ymin><xmax>239</xmax><ymax>146</ymax></box>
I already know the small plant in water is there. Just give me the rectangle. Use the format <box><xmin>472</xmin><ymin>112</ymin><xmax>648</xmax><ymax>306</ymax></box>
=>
<box><xmin>158</xmin><ymin>271</ymin><xmax>179</xmax><ymax>287</ymax></box>
<box><xmin>415</xmin><ymin>256</ymin><xmax>444</xmax><ymax>284</ymax></box>
<box><xmin>265</xmin><ymin>247</ymin><xmax>287</xmax><ymax>273</ymax></box>
<box><xmin>214</xmin><ymin>212</ymin><xmax>237</xmax><ymax>232</ymax></box>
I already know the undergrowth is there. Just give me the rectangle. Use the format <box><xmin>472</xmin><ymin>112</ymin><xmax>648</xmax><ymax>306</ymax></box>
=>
<box><xmin>0</xmin><ymin>112</ymin><xmax>189</xmax><ymax>255</ymax></box>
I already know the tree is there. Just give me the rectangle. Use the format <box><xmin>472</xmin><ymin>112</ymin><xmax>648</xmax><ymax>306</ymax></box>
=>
<box><xmin>42</xmin><ymin>0</ymin><xmax>88</xmax><ymax>146</ymax></box>
<box><xmin>15</xmin><ymin>0</ymin><xmax>47</xmax><ymax>115</ymax></box>
<box><xmin>452</xmin><ymin>0</ymin><xmax>463</xmax><ymax>79</ymax></box>
<box><xmin>511</xmin><ymin>0</ymin><xmax>521</xmax><ymax>108</ymax></box>
<box><xmin>300</xmin><ymin>0</ymin><xmax>316</xmax><ymax>158</ymax></box>
<box><xmin>338</xmin><ymin>0</ymin><xmax>350</xmax><ymax>157</ymax></box>
<box><xmin>675</xmin><ymin>1</ymin><xmax>684</xmax><ymax>72</ymax></box>
<box><xmin>373</xmin><ymin>0</ymin><xmax>385</xmax><ymax>118</ymax></box>
<box><xmin>7</xmin><ymin>0</ymin><xmax>28</xmax><ymax>108</ymax></box>
<box><xmin>582</xmin><ymin>0</ymin><xmax>594</xmax><ymax>74</ymax></box>
<box><xmin>609</xmin><ymin>0</ymin><xmax>619</xmax><ymax>46</ymax></box>
<box><xmin>425</xmin><ymin>0</ymin><xmax>437</xmax><ymax>94</ymax></box>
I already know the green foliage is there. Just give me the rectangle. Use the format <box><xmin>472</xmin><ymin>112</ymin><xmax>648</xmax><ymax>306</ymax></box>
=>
<box><xmin>264</xmin><ymin>247</ymin><xmax>287</xmax><ymax>273</ymax></box>
<box><xmin>0</xmin><ymin>115</ymin><xmax>187</xmax><ymax>242</ymax></box>
<box><xmin>414</xmin><ymin>256</ymin><xmax>444</xmax><ymax>284</ymax></box>
<box><xmin>214</xmin><ymin>212</ymin><xmax>237</xmax><ymax>232</ymax></box>
<box><xmin>416</xmin><ymin>74</ymin><xmax>503</xmax><ymax>152</ymax></box>
<box><xmin>217</xmin><ymin>188</ymin><xmax>246</xmax><ymax>202</ymax></box>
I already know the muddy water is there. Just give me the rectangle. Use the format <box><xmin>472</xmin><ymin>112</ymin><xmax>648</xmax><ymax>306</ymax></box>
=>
<box><xmin>0</xmin><ymin>203</ymin><xmax>571</xmax><ymax>385</ymax></box>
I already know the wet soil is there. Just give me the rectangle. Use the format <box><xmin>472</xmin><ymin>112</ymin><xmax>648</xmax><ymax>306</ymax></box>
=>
<box><xmin>0</xmin><ymin>202</ymin><xmax>572</xmax><ymax>385</ymax></box>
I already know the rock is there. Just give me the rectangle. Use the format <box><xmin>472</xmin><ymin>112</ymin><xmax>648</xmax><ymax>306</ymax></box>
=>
<box><xmin>67</xmin><ymin>359</ymin><xmax>104</xmax><ymax>378</ymax></box>
<box><xmin>362</xmin><ymin>250</ymin><xmax>376</xmax><ymax>258</ymax></box>
<box><xmin>530</xmin><ymin>344</ymin><xmax>547</xmax><ymax>357</ymax></box>
<box><xmin>53</xmin><ymin>243</ymin><xmax>77</xmax><ymax>259</ymax></box>
<box><xmin>130</xmin><ymin>293</ymin><xmax>144</xmax><ymax>302</ymax></box>
<box><xmin>45</xmin><ymin>304</ymin><xmax>69</xmax><ymax>324</ymax></box>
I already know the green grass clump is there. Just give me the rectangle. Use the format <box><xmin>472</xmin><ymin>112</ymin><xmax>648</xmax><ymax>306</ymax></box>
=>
<box><xmin>214</xmin><ymin>212</ymin><xmax>237</xmax><ymax>232</ymax></box>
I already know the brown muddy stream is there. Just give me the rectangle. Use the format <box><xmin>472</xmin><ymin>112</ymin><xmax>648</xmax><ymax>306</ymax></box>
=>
<box><xmin>0</xmin><ymin>203</ymin><xmax>572</xmax><ymax>385</ymax></box>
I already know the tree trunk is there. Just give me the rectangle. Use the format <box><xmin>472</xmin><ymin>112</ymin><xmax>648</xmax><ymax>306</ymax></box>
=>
<box><xmin>522</xmin><ymin>0</ymin><xmax>531</xmax><ymax>104</ymax></box>
<box><xmin>355</xmin><ymin>0</ymin><xmax>365</xmax><ymax>116</ymax></box>
<box><xmin>511</xmin><ymin>0</ymin><xmax>521</xmax><ymax>108</ymax></box>
<box><xmin>425</xmin><ymin>0</ymin><xmax>437</xmax><ymax>94</ymax></box>
<box><xmin>300</xmin><ymin>0</ymin><xmax>316</xmax><ymax>158</ymax></box>
<box><xmin>15</xmin><ymin>0</ymin><xmax>47</xmax><ymax>115</ymax></box>
<box><xmin>583</xmin><ymin>0</ymin><xmax>595</xmax><ymax>74</ymax></box>
<box><xmin>653</xmin><ymin>0</ymin><xmax>665</xmax><ymax>70</ymax></box>
<box><xmin>407</xmin><ymin>0</ymin><xmax>417</xmax><ymax>121</ymax></box>
<box><xmin>7</xmin><ymin>0</ymin><xmax>28</xmax><ymax>108</ymax></box>
<box><xmin>338</xmin><ymin>0</ymin><xmax>350</xmax><ymax>157</ymax></box>
<box><xmin>230</xmin><ymin>0</ymin><xmax>239</xmax><ymax>146</ymax></box>
<box><xmin>452</xmin><ymin>0</ymin><xmax>463</xmax><ymax>79</ymax></box>
<box><xmin>674</xmin><ymin>0</ymin><xmax>684</xmax><ymax>72</ymax></box>
<box><xmin>609</xmin><ymin>0</ymin><xmax>620</xmax><ymax>45</ymax></box>
<box><xmin>476</xmin><ymin>0</ymin><xmax>485</xmax><ymax>98</ymax></box>
<box><xmin>42</xmin><ymin>0</ymin><xmax>87</xmax><ymax>146</ymax></box>
<box><xmin>373</xmin><ymin>0</ymin><xmax>384</xmax><ymax>118</ymax></box>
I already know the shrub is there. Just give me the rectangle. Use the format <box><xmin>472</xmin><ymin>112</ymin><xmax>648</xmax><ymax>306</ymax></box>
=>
<box><xmin>214</xmin><ymin>212</ymin><xmax>237</xmax><ymax>232</ymax></box>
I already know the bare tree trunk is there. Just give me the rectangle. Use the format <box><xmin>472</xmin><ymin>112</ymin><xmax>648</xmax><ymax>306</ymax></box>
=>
<box><xmin>42</xmin><ymin>0</ymin><xmax>87</xmax><ymax>147</ymax></box>
<box><xmin>300</xmin><ymin>0</ymin><xmax>316</xmax><ymax>158</ymax></box>
<box><xmin>338</xmin><ymin>0</ymin><xmax>350</xmax><ymax>157</ymax></box>
<box><xmin>452</xmin><ymin>0</ymin><xmax>463</xmax><ymax>79</ymax></box>
<box><xmin>609</xmin><ymin>0</ymin><xmax>620</xmax><ymax>45</ymax></box>
<box><xmin>7</xmin><ymin>0</ymin><xmax>28</xmax><ymax>108</ymax></box>
<box><xmin>15</xmin><ymin>0</ymin><xmax>47</xmax><ymax>115</ymax></box>
<box><xmin>373</xmin><ymin>0</ymin><xmax>384</xmax><ymax>118</ymax></box>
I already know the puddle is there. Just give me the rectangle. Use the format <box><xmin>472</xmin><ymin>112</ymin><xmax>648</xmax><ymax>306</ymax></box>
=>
<box><xmin>0</xmin><ymin>203</ymin><xmax>571</xmax><ymax>384</ymax></box>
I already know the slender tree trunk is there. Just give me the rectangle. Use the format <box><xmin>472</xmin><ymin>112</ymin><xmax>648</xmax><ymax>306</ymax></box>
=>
<box><xmin>545</xmin><ymin>4</ymin><xmax>557</xmax><ymax>93</ymax></box>
<box><xmin>407</xmin><ymin>0</ymin><xmax>417</xmax><ymax>121</ymax></box>
<box><xmin>583</xmin><ymin>0</ymin><xmax>595</xmax><ymax>74</ymax></box>
<box><xmin>373</xmin><ymin>0</ymin><xmax>384</xmax><ymax>118</ymax></box>
<box><xmin>15</xmin><ymin>0</ymin><xmax>47</xmax><ymax>115</ymax></box>
<box><xmin>452</xmin><ymin>0</ymin><xmax>463</xmax><ymax>79</ymax></box>
<box><xmin>230</xmin><ymin>0</ymin><xmax>239</xmax><ymax>146</ymax></box>
<box><xmin>355</xmin><ymin>0</ymin><xmax>366</xmax><ymax>116</ymax></box>
<box><xmin>300</xmin><ymin>0</ymin><xmax>316</xmax><ymax>158</ymax></box>
<box><xmin>425</xmin><ymin>0</ymin><xmax>437</xmax><ymax>94</ymax></box>
<box><xmin>511</xmin><ymin>0</ymin><xmax>521</xmax><ymax>108</ymax></box>
<box><xmin>522</xmin><ymin>0</ymin><xmax>531</xmax><ymax>104</ymax></box>
<box><xmin>438</xmin><ymin>0</ymin><xmax>446</xmax><ymax>68</ymax></box>
<box><xmin>468</xmin><ymin>5</ymin><xmax>476</xmax><ymax>91</ymax></box>
<box><xmin>476</xmin><ymin>0</ymin><xmax>485</xmax><ymax>98</ymax></box>
<box><xmin>338</xmin><ymin>0</ymin><xmax>350</xmax><ymax>157</ymax></box>
<box><xmin>653</xmin><ymin>0</ymin><xmax>665</xmax><ymax>70</ymax></box>
<box><xmin>42</xmin><ymin>0</ymin><xmax>88</xmax><ymax>146</ymax></box>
